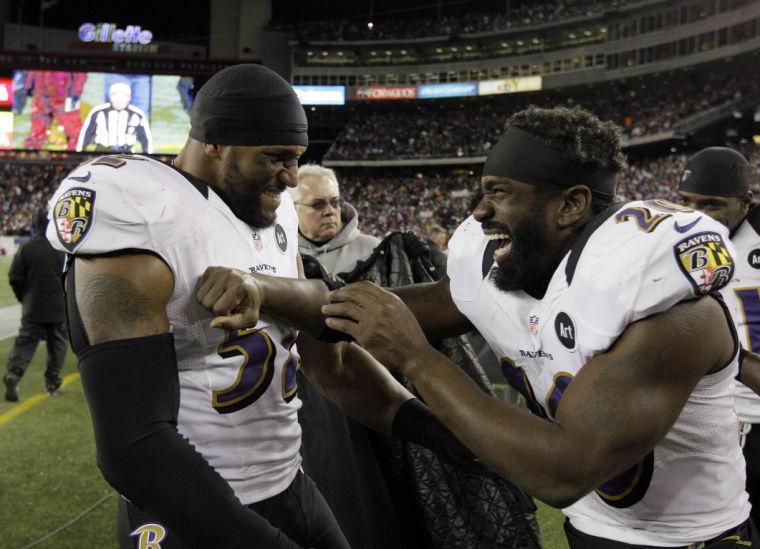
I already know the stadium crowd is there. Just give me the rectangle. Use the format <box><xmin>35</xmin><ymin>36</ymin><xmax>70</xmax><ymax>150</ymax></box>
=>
<box><xmin>326</xmin><ymin>73</ymin><xmax>760</xmax><ymax>161</ymax></box>
<box><xmin>6</xmin><ymin>148</ymin><xmax>758</xmax><ymax>240</ymax></box>
<box><xmin>284</xmin><ymin>0</ymin><xmax>639</xmax><ymax>42</ymax></box>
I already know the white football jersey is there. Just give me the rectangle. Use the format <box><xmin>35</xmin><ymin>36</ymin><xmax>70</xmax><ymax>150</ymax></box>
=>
<box><xmin>722</xmin><ymin>208</ymin><xmax>760</xmax><ymax>424</ymax></box>
<box><xmin>46</xmin><ymin>154</ymin><xmax>302</xmax><ymax>504</ymax></box>
<box><xmin>447</xmin><ymin>199</ymin><xmax>749</xmax><ymax>546</ymax></box>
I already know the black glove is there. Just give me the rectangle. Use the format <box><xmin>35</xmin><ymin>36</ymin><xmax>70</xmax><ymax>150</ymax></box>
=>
<box><xmin>301</xmin><ymin>254</ymin><xmax>345</xmax><ymax>291</ymax></box>
<box><xmin>401</xmin><ymin>231</ymin><xmax>431</xmax><ymax>259</ymax></box>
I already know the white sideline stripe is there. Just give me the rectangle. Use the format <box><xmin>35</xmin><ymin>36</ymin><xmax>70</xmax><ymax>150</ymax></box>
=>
<box><xmin>0</xmin><ymin>372</ymin><xmax>80</xmax><ymax>427</ymax></box>
<box><xmin>0</xmin><ymin>304</ymin><xmax>22</xmax><ymax>339</ymax></box>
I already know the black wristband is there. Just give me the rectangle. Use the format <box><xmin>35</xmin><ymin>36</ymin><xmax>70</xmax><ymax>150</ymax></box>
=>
<box><xmin>392</xmin><ymin>398</ymin><xmax>483</xmax><ymax>471</ymax></box>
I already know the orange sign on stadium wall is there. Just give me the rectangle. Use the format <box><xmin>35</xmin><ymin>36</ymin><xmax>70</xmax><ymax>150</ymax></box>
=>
<box><xmin>356</xmin><ymin>86</ymin><xmax>417</xmax><ymax>100</ymax></box>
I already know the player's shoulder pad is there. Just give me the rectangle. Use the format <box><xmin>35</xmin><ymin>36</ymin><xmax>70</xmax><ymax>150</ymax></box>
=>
<box><xmin>567</xmin><ymin>199</ymin><xmax>735</xmax><ymax>336</ymax></box>
<box><xmin>446</xmin><ymin>215</ymin><xmax>490</xmax><ymax>301</ymax></box>
<box><xmin>46</xmin><ymin>155</ymin><xmax>186</xmax><ymax>255</ymax></box>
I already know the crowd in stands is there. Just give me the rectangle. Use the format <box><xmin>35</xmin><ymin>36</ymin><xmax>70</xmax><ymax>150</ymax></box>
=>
<box><xmin>326</xmin><ymin>73</ymin><xmax>760</xmax><ymax>161</ymax></box>
<box><xmin>339</xmin><ymin>146</ymin><xmax>760</xmax><ymax>239</ymax></box>
<box><xmin>284</xmin><ymin>0</ymin><xmax>638</xmax><ymax>42</ymax></box>
<box><xmin>0</xmin><ymin>161</ymin><xmax>72</xmax><ymax>236</ymax></box>
<box><xmin>3</xmin><ymin>148</ymin><xmax>758</xmax><ymax>246</ymax></box>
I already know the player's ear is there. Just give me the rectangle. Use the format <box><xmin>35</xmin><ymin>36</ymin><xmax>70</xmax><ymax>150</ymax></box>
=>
<box><xmin>742</xmin><ymin>191</ymin><xmax>753</xmax><ymax>213</ymax></box>
<box><xmin>556</xmin><ymin>185</ymin><xmax>592</xmax><ymax>230</ymax></box>
<box><xmin>201</xmin><ymin>143</ymin><xmax>222</xmax><ymax>159</ymax></box>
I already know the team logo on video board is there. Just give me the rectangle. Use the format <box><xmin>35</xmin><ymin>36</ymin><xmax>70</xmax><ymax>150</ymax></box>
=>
<box><xmin>53</xmin><ymin>187</ymin><xmax>96</xmax><ymax>252</ymax></box>
<box><xmin>674</xmin><ymin>231</ymin><xmax>734</xmax><ymax>294</ymax></box>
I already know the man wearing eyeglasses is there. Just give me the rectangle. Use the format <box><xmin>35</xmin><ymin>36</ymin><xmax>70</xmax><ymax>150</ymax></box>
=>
<box><xmin>290</xmin><ymin>163</ymin><xmax>399</xmax><ymax>549</ymax></box>
<box><xmin>293</xmin><ymin>164</ymin><xmax>379</xmax><ymax>275</ymax></box>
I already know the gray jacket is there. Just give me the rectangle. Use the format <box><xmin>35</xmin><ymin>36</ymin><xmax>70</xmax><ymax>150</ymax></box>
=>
<box><xmin>298</xmin><ymin>202</ymin><xmax>380</xmax><ymax>274</ymax></box>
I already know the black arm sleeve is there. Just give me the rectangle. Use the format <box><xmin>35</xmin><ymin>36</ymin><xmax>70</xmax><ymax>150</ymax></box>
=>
<box><xmin>77</xmin><ymin>334</ymin><xmax>303</xmax><ymax>549</ymax></box>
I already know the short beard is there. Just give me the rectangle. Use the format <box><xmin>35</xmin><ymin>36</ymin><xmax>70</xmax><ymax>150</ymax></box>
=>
<box><xmin>220</xmin><ymin>151</ymin><xmax>277</xmax><ymax>229</ymax></box>
<box><xmin>489</xmin><ymin>206</ymin><xmax>554</xmax><ymax>298</ymax></box>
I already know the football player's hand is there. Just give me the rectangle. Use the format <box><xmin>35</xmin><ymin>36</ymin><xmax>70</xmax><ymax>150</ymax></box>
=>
<box><xmin>196</xmin><ymin>267</ymin><xmax>263</xmax><ymax>330</ymax></box>
<box><xmin>322</xmin><ymin>281</ymin><xmax>431</xmax><ymax>373</ymax></box>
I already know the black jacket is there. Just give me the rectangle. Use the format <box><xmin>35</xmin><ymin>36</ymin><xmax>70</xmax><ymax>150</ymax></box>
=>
<box><xmin>302</xmin><ymin>232</ymin><xmax>540</xmax><ymax>549</ymax></box>
<box><xmin>9</xmin><ymin>236</ymin><xmax>66</xmax><ymax>324</ymax></box>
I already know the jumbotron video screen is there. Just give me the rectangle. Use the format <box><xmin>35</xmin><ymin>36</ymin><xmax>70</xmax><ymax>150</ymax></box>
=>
<box><xmin>5</xmin><ymin>70</ymin><xmax>193</xmax><ymax>154</ymax></box>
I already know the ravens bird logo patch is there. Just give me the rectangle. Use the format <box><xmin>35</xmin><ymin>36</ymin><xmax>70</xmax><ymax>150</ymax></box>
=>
<box><xmin>53</xmin><ymin>187</ymin><xmax>96</xmax><ymax>252</ymax></box>
<box><xmin>674</xmin><ymin>231</ymin><xmax>734</xmax><ymax>295</ymax></box>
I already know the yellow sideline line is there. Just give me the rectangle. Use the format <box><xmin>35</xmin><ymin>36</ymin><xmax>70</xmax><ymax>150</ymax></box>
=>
<box><xmin>0</xmin><ymin>372</ymin><xmax>80</xmax><ymax>427</ymax></box>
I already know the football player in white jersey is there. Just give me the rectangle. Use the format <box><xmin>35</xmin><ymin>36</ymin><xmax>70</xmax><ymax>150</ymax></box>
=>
<box><xmin>310</xmin><ymin>107</ymin><xmax>756</xmax><ymax>547</ymax></box>
<box><xmin>677</xmin><ymin>146</ymin><xmax>760</xmax><ymax>529</ymax></box>
<box><xmin>44</xmin><ymin>64</ymin><xmax>376</xmax><ymax>548</ymax></box>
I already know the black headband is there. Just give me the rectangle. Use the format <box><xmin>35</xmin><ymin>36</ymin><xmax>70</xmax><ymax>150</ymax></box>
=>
<box><xmin>190</xmin><ymin>92</ymin><xmax>308</xmax><ymax>147</ymax></box>
<box><xmin>483</xmin><ymin>127</ymin><xmax>617</xmax><ymax>197</ymax></box>
<box><xmin>680</xmin><ymin>147</ymin><xmax>749</xmax><ymax>197</ymax></box>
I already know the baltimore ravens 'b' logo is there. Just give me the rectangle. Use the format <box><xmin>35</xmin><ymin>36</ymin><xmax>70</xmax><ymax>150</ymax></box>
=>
<box><xmin>674</xmin><ymin>231</ymin><xmax>734</xmax><ymax>294</ymax></box>
<box><xmin>130</xmin><ymin>523</ymin><xmax>166</xmax><ymax>549</ymax></box>
<box><xmin>53</xmin><ymin>187</ymin><xmax>96</xmax><ymax>252</ymax></box>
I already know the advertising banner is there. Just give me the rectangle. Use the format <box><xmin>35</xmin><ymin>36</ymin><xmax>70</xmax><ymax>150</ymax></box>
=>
<box><xmin>417</xmin><ymin>82</ymin><xmax>477</xmax><ymax>99</ymax></box>
<box><xmin>356</xmin><ymin>86</ymin><xmax>417</xmax><ymax>100</ymax></box>
<box><xmin>293</xmin><ymin>85</ymin><xmax>346</xmax><ymax>105</ymax></box>
<box><xmin>478</xmin><ymin>76</ymin><xmax>543</xmax><ymax>96</ymax></box>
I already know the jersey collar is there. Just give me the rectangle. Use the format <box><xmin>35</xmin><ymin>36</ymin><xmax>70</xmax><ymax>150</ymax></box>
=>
<box><xmin>565</xmin><ymin>201</ymin><xmax>628</xmax><ymax>286</ymax></box>
<box><xmin>170</xmin><ymin>163</ymin><xmax>209</xmax><ymax>199</ymax></box>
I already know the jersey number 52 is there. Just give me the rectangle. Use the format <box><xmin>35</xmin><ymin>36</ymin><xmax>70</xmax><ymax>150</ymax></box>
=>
<box><xmin>212</xmin><ymin>328</ymin><xmax>300</xmax><ymax>414</ymax></box>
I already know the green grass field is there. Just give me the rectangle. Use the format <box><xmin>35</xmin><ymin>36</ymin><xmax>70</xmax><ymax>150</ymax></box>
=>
<box><xmin>0</xmin><ymin>333</ymin><xmax>568</xmax><ymax>548</ymax></box>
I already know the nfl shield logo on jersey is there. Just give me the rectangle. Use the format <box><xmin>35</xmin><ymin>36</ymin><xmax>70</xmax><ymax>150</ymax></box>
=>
<box><xmin>674</xmin><ymin>231</ymin><xmax>734</xmax><ymax>294</ymax></box>
<box><xmin>53</xmin><ymin>187</ymin><xmax>96</xmax><ymax>252</ymax></box>
<box><xmin>528</xmin><ymin>315</ymin><xmax>539</xmax><ymax>336</ymax></box>
<box><xmin>252</xmin><ymin>232</ymin><xmax>264</xmax><ymax>251</ymax></box>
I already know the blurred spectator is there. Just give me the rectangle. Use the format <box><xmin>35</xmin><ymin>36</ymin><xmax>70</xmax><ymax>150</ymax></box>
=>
<box><xmin>293</xmin><ymin>164</ymin><xmax>380</xmax><ymax>274</ymax></box>
<box><xmin>428</xmin><ymin>224</ymin><xmax>449</xmax><ymax>257</ymax></box>
<box><xmin>4</xmin><ymin>209</ymin><xmax>67</xmax><ymax>401</ymax></box>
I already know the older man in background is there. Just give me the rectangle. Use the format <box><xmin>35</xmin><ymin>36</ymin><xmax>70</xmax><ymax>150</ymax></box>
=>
<box><xmin>290</xmin><ymin>164</ymin><xmax>404</xmax><ymax>548</ymax></box>
<box><xmin>293</xmin><ymin>164</ymin><xmax>379</xmax><ymax>275</ymax></box>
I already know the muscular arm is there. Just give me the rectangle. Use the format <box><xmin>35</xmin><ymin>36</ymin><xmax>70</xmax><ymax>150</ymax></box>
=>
<box><xmin>327</xmin><ymin>292</ymin><xmax>734</xmax><ymax>508</ymax></box>
<box><xmin>198</xmin><ymin>262</ymin><xmax>472</xmax><ymax>341</ymax></box>
<box><xmin>75</xmin><ymin>253</ymin><xmax>171</xmax><ymax>343</ymax></box>
<box><xmin>297</xmin><ymin>335</ymin><xmax>414</xmax><ymax>433</ymax></box>
<box><xmin>390</xmin><ymin>276</ymin><xmax>473</xmax><ymax>340</ymax></box>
